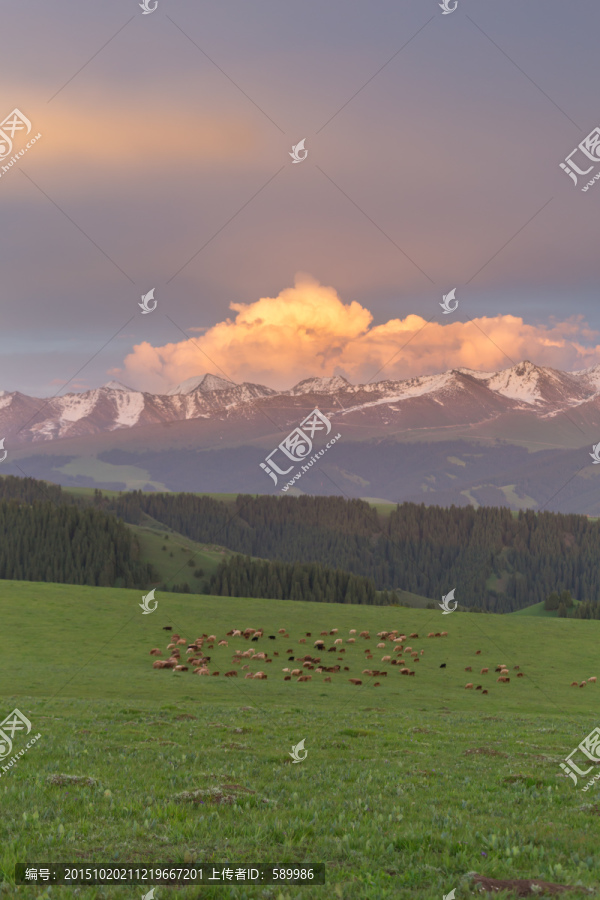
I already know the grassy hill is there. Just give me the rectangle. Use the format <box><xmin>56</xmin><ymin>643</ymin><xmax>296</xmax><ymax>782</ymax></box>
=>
<box><xmin>1</xmin><ymin>579</ymin><xmax>599</xmax><ymax>898</ymax></box>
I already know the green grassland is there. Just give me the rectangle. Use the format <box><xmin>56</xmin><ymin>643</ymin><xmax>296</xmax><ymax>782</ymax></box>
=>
<box><xmin>1</xmin><ymin>581</ymin><xmax>600</xmax><ymax>898</ymax></box>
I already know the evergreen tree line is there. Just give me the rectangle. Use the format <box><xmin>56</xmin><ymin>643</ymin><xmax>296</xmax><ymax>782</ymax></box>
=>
<box><xmin>208</xmin><ymin>554</ymin><xmax>393</xmax><ymax>605</ymax></box>
<box><xmin>92</xmin><ymin>491</ymin><xmax>600</xmax><ymax>611</ymax></box>
<box><xmin>0</xmin><ymin>495</ymin><xmax>157</xmax><ymax>587</ymax></box>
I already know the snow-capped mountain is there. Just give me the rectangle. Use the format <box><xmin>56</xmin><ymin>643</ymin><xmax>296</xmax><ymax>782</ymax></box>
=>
<box><xmin>1</xmin><ymin>361</ymin><xmax>600</xmax><ymax>446</ymax></box>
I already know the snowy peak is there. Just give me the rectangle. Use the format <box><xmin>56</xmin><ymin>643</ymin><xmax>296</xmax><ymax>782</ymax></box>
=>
<box><xmin>289</xmin><ymin>375</ymin><xmax>352</xmax><ymax>395</ymax></box>
<box><xmin>103</xmin><ymin>380</ymin><xmax>136</xmax><ymax>392</ymax></box>
<box><xmin>166</xmin><ymin>373</ymin><xmax>235</xmax><ymax>395</ymax></box>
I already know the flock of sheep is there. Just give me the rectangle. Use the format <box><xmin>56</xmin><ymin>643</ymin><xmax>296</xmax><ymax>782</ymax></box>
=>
<box><xmin>149</xmin><ymin>626</ymin><xmax>596</xmax><ymax>692</ymax></box>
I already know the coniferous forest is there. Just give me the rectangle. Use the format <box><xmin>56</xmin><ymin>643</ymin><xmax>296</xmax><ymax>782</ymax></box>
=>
<box><xmin>2</xmin><ymin>475</ymin><xmax>600</xmax><ymax>612</ymax></box>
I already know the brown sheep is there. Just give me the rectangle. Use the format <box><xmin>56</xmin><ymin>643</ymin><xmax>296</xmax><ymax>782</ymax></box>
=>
<box><xmin>482</xmin><ymin>689</ymin><xmax>488</xmax><ymax>694</ymax></box>
<box><xmin>440</xmin><ymin>631</ymin><xmax>448</xmax><ymax>637</ymax></box>
<box><xmin>278</xmin><ymin>628</ymin><xmax>286</xmax><ymax>634</ymax></box>
<box><xmin>323</xmin><ymin>676</ymin><xmax>331</xmax><ymax>682</ymax></box>
<box><xmin>497</xmin><ymin>676</ymin><xmax>510</xmax><ymax>683</ymax></box>
<box><xmin>150</xmin><ymin>649</ymin><xmax>163</xmax><ymax>656</ymax></box>
<box><xmin>298</xmin><ymin>639</ymin><xmax>306</xmax><ymax>644</ymax></box>
<box><xmin>513</xmin><ymin>665</ymin><xmax>520</xmax><ymax>670</ymax></box>
<box><xmin>409</xmin><ymin>633</ymin><xmax>419</xmax><ymax>638</ymax></box>
<box><xmin>408</xmin><ymin>671</ymin><xmax>415</xmax><ymax>676</ymax></box>
<box><xmin>374</xmin><ymin>682</ymin><xmax>381</xmax><ymax>687</ymax></box>
<box><xmin>224</xmin><ymin>670</ymin><xmax>238</xmax><ymax>677</ymax></box>
<box><xmin>297</xmin><ymin>675</ymin><xmax>312</xmax><ymax>682</ymax></box>
<box><xmin>349</xmin><ymin>678</ymin><xmax>362</xmax><ymax>685</ymax></box>
<box><xmin>314</xmin><ymin>640</ymin><xmax>325</xmax><ymax>648</ymax></box>
<box><xmin>476</xmin><ymin>685</ymin><xmax>482</xmax><ymax>690</ymax></box>
<box><xmin>517</xmin><ymin>673</ymin><xmax>524</xmax><ymax>678</ymax></box>
<box><xmin>174</xmin><ymin>665</ymin><xmax>189</xmax><ymax>672</ymax></box>
<box><xmin>218</xmin><ymin>640</ymin><xmax>228</xmax><ymax>647</ymax></box>
<box><xmin>400</xmin><ymin>668</ymin><xmax>410</xmax><ymax>675</ymax></box>
<box><xmin>434</xmin><ymin>632</ymin><xmax>441</xmax><ymax>637</ymax></box>
<box><xmin>305</xmin><ymin>632</ymin><xmax>312</xmax><ymax>637</ymax></box>
<box><xmin>580</xmin><ymin>681</ymin><xmax>587</xmax><ymax>687</ymax></box>
<box><xmin>571</xmin><ymin>681</ymin><xmax>579</xmax><ymax>686</ymax></box>
<box><xmin>195</xmin><ymin>667</ymin><xmax>210</xmax><ymax>676</ymax></box>
<box><xmin>291</xmin><ymin>669</ymin><xmax>302</xmax><ymax>677</ymax></box>
<box><xmin>330</xmin><ymin>629</ymin><xmax>338</xmax><ymax>634</ymax></box>
<box><xmin>284</xmin><ymin>675</ymin><xmax>291</xmax><ymax>681</ymax></box>
<box><xmin>177</xmin><ymin>638</ymin><xmax>187</xmax><ymax>646</ymax></box>
<box><xmin>359</xmin><ymin>631</ymin><xmax>370</xmax><ymax>638</ymax></box>
<box><xmin>481</xmin><ymin>668</ymin><xmax>489</xmax><ymax>674</ymax></box>
<box><xmin>163</xmin><ymin>659</ymin><xmax>176</xmax><ymax>669</ymax></box>
<box><xmin>465</xmin><ymin>683</ymin><xmax>474</xmax><ymax>689</ymax></box>
<box><xmin>346</xmin><ymin>638</ymin><xmax>356</xmax><ymax>643</ymax></box>
<box><xmin>405</xmin><ymin>646</ymin><xmax>412</xmax><ymax>652</ymax></box>
<box><xmin>211</xmin><ymin>671</ymin><xmax>220</xmax><ymax>676</ymax></box>
<box><xmin>475</xmin><ymin>650</ymin><xmax>481</xmax><ymax>655</ymax></box>
<box><xmin>588</xmin><ymin>676</ymin><xmax>597</xmax><ymax>683</ymax></box>
<box><xmin>465</xmin><ymin>666</ymin><xmax>472</xmax><ymax>672</ymax></box>
<box><xmin>254</xmin><ymin>672</ymin><xmax>267</xmax><ymax>680</ymax></box>
<box><xmin>427</xmin><ymin>632</ymin><xmax>435</xmax><ymax>638</ymax></box>
<box><xmin>244</xmin><ymin>673</ymin><xmax>254</xmax><ymax>679</ymax></box>
<box><xmin>152</xmin><ymin>660</ymin><xmax>167</xmax><ymax>669</ymax></box>
<box><xmin>167</xmin><ymin>643</ymin><xmax>177</xmax><ymax>650</ymax></box>
<box><xmin>394</xmin><ymin>646</ymin><xmax>404</xmax><ymax>653</ymax></box>
<box><xmin>320</xmin><ymin>631</ymin><xmax>329</xmax><ymax>636</ymax></box>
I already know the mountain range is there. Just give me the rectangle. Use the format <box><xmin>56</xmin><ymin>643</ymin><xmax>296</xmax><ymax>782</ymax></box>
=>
<box><xmin>2</xmin><ymin>361</ymin><xmax>600</xmax><ymax>513</ymax></box>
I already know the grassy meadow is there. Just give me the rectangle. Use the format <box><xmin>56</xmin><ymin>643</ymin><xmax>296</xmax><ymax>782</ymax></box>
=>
<box><xmin>1</xmin><ymin>580</ymin><xmax>600</xmax><ymax>899</ymax></box>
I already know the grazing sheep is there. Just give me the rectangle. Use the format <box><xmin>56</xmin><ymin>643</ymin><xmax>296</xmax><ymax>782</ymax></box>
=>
<box><xmin>362</xmin><ymin>669</ymin><xmax>374</xmax><ymax>676</ymax></box>
<box><xmin>465</xmin><ymin>683</ymin><xmax>474</xmax><ymax>689</ymax></box>
<box><xmin>349</xmin><ymin>629</ymin><xmax>357</xmax><ymax>635</ymax></box>
<box><xmin>420</xmin><ymin>650</ymin><xmax>424</xmax><ymax>655</ymax></box>
<box><xmin>196</xmin><ymin>667</ymin><xmax>210</xmax><ymax>676</ymax></box>
<box><xmin>376</xmin><ymin>642</ymin><xmax>386</xmax><ymax>649</ymax></box>
<box><xmin>405</xmin><ymin>646</ymin><xmax>412</xmax><ymax>652</ymax></box>
<box><xmin>251</xmin><ymin>636</ymin><xmax>259</xmax><ymax>643</ymax></box>
<box><xmin>232</xmin><ymin>630</ymin><xmax>242</xmax><ymax>637</ymax></box>
<box><xmin>330</xmin><ymin>629</ymin><xmax>338</xmax><ymax>634</ymax></box>
<box><xmin>346</xmin><ymin>638</ymin><xmax>356</xmax><ymax>644</ymax></box>
<box><xmin>588</xmin><ymin>676</ymin><xmax>597</xmax><ymax>683</ymax></box>
<box><xmin>298</xmin><ymin>639</ymin><xmax>306</xmax><ymax>644</ymax></box>
<box><xmin>254</xmin><ymin>672</ymin><xmax>267</xmax><ymax>680</ymax></box>
<box><xmin>580</xmin><ymin>681</ymin><xmax>587</xmax><ymax>687</ymax></box>
<box><xmin>400</xmin><ymin>668</ymin><xmax>410</xmax><ymax>675</ymax></box>
<box><xmin>244</xmin><ymin>673</ymin><xmax>254</xmax><ymax>679</ymax></box>
<box><xmin>224</xmin><ymin>670</ymin><xmax>238</xmax><ymax>677</ymax></box>
<box><xmin>177</xmin><ymin>638</ymin><xmax>187</xmax><ymax>646</ymax></box>
<box><xmin>465</xmin><ymin>666</ymin><xmax>472</xmax><ymax>672</ymax></box>
<box><xmin>513</xmin><ymin>665</ymin><xmax>520</xmax><ymax>670</ymax></box>
<box><xmin>475</xmin><ymin>650</ymin><xmax>481</xmax><ymax>655</ymax></box>
<box><xmin>150</xmin><ymin>649</ymin><xmax>163</xmax><ymax>656</ymax></box>
<box><xmin>409</xmin><ymin>633</ymin><xmax>419</xmax><ymax>638</ymax></box>
<box><xmin>306</xmin><ymin>632</ymin><xmax>312</xmax><ymax>637</ymax></box>
<box><xmin>427</xmin><ymin>632</ymin><xmax>435</xmax><ymax>638</ymax></box>
<box><xmin>349</xmin><ymin>679</ymin><xmax>362</xmax><ymax>685</ymax></box>
<box><xmin>481</xmin><ymin>668</ymin><xmax>489</xmax><ymax>674</ymax></box>
<box><xmin>291</xmin><ymin>669</ymin><xmax>302</xmax><ymax>677</ymax></box>
<box><xmin>320</xmin><ymin>631</ymin><xmax>329</xmax><ymax>636</ymax></box>
<box><xmin>211</xmin><ymin>672</ymin><xmax>220</xmax><ymax>676</ymax></box>
<box><xmin>218</xmin><ymin>640</ymin><xmax>228</xmax><ymax>647</ymax></box>
<box><xmin>476</xmin><ymin>685</ymin><xmax>482</xmax><ymax>690</ymax></box>
<box><xmin>374</xmin><ymin>682</ymin><xmax>381</xmax><ymax>687</ymax></box>
<box><xmin>434</xmin><ymin>633</ymin><xmax>441</xmax><ymax>637</ymax></box>
<box><xmin>297</xmin><ymin>675</ymin><xmax>312</xmax><ymax>682</ymax></box>
<box><xmin>174</xmin><ymin>665</ymin><xmax>189</xmax><ymax>672</ymax></box>
<box><xmin>163</xmin><ymin>626</ymin><xmax>172</xmax><ymax>631</ymax></box>
<box><xmin>482</xmin><ymin>690</ymin><xmax>488</xmax><ymax>694</ymax></box>
<box><xmin>411</xmin><ymin>652</ymin><xmax>419</xmax><ymax>658</ymax></box>
<box><xmin>408</xmin><ymin>671</ymin><xmax>415</xmax><ymax>676</ymax></box>
<box><xmin>278</xmin><ymin>628</ymin><xmax>286</xmax><ymax>634</ymax></box>
<box><xmin>394</xmin><ymin>646</ymin><xmax>404</xmax><ymax>653</ymax></box>
<box><xmin>439</xmin><ymin>663</ymin><xmax>446</xmax><ymax>668</ymax></box>
<box><xmin>381</xmin><ymin>655</ymin><xmax>391</xmax><ymax>662</ymax></box>
<box><xmin>334</xmin><ymin>638</ymin><xmax>343</xmax><ymax>645</ymax></box>
<box><xmin>284</xmin><ymin>675</ymin><xmax>291</xmax><ymax>681</ymax></box>
<box><xmin>167</xmin><ymin>643</ymin><xmax>177</xmax><ymax>650</ymax></box>
<box><xmin>517</xmin><ymin>673</ymin><xmax>524</xmax><ymax>678</ymax></box>
<box><xmin>571</xmin><ymin>681</ymin><xmax>579</xmax><ymax>686</ymax></box>
<box><xmin>343</xmin><ymin>666</ymin><xmax>350</xmax><ymax>671</ymax></box>
<box><xmin>440</xmin><ymin>631</ymin><xmax>448</xmax><ymax>637</ymax></box>
<box><xmin>359</xmin><ymin>631</ymin><xmax>370</xmax><ymax>638</ymax></box>
<box><xmin>152</xmin><ymin>660</ymin><xmax>167</xmax><ymax>669</ymax></box>
<box><xmin>497</xmin><ymin>676</ymin><xmax>510</xmax><ymax>683</ymax></box>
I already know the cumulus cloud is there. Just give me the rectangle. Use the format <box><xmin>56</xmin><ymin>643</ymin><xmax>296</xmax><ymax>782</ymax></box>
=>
<box><xmin>109</xmin><ymin>275</ymin><xmax>600</xmax><ymax>392</ymax></box>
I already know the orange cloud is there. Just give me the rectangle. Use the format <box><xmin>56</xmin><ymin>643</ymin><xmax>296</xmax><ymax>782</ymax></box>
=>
<box><xmin>110</xmin><ymin>275</ymin><xmax>600</xmax><ymax>392</ymax></box>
